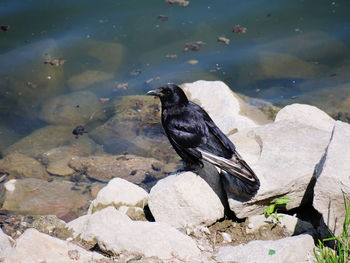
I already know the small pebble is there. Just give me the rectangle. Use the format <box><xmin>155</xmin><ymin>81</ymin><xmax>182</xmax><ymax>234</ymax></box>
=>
<box><xmin>221</xmin><ymin>232</ymin><xmax>232</xmax><ymax>243</ymax></box>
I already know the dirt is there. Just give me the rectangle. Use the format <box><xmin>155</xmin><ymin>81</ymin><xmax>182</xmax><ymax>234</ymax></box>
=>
<box><xmin>208</xmin><ymin>219</ymin><xmax>292</xmax><ymax>247</ymax></box>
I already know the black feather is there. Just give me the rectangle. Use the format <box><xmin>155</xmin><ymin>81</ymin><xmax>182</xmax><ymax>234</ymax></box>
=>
<box><xmin>147</xmin><ymin>84</ymin><xmax>260</xmax><ymax>196</ymax></box>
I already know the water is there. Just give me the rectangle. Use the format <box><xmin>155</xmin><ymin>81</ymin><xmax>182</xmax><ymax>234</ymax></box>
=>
<box><xmin>1</xmin><ymin>0</ymin><xmax>350</xmax><ymax>152</ymax></box>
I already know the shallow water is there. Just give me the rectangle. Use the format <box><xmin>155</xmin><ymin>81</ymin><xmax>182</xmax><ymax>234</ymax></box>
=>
<box><xmin>0</xmin><ymin>1</ymin><xmax>350</xmax><ymax>187</ymax></box>
<box><xmin>1</xmin><ymin>0</ymin><xmax>350</xmax><ymax>139</ymax></box>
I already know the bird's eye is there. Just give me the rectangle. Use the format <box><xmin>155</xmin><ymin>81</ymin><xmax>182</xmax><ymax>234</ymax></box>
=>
<box><xmin>164</xmin><ymin>90</ymin><xmax>171</xmax><ymax>96</ymax></box>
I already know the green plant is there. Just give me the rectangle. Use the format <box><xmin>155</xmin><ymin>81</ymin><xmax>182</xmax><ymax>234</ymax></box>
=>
<box><xmin>314</xmin><ymin>192</ymin><xmax>350</xmax><ymax>263</ymax></box>
<box><xmin>263</xmin><ymin>197</ymin><xmax>293</xmax><ymax>223</ymax></box>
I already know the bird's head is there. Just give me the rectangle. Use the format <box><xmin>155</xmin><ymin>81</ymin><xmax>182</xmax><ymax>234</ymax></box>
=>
<box><xmin>146</xmin><ymin>83</ymin><xmax>189</xmax><ymax>107</ymax></box>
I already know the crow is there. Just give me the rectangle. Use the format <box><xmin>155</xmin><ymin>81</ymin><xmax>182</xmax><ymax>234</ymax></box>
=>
<box><xmin>147</xmin><ymin>83</ymin><xmax>260</xmax><ymax>196</ymax></box>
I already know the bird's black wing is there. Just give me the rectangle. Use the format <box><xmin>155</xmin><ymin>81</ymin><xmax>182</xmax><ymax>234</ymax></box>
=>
<box><xmin>188</xmin><ymin>102</ymin><xmax>260</xmax><ymax>187</ymax></box>
<box><xmin>162</xmin><ymin>106</ymin><xmax>208</xmax><ymax>163</ymax></box>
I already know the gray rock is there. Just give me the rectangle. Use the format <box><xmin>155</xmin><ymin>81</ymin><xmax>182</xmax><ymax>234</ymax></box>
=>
<box><xmin>39</xmin><ymin>91</ymin><xmax>106</xmax><ymax>125</ymax></box>
<box><xmin>181</xmin><ymin>80</ymin><xmax>269</xmax><ymax>134</ymax></box>
<box><xmin>0</xmin><ymin>228</ymin><xmax>13</xmax><ymax>263</ymax></box>
<box><xmin>246</xmin><ymin>214</ymin><xmax>314</xmax><ymax>235</ymax></box>
<box><xmin>5</xmin><ymin>228</ymin><xmax>108</xmax><ymax>263</ymax></box>
<box><xmin>148</xmin><ymin>172</ymin><xmax>224</xmax><ymax>228</ymax></box>
<box><xmin>3</xmin><ymin>125</ymin><xmax>74</xmax><ymax>158</ymax></box>
<box><xmin>227</xmin><ymin>119</ymin><xmax>332</xmax><ymax>218</ymax></box>
<box><xmin>88</xmin><ymin>177</ymin><xmax>148</xmax><ymax>214</ymax></box>
<box><xmin>67</xmin><ymin>206</ymin><xmax>201</xmax><ymax>260</ymax></box>
<box><xmin>275</xmin><ymin>103</ymin><xmax>335</xmax><ymax>133</ymax></box>
<box><xmin>69</xmin><ymin>154</ymin><xmax>168</xmax><ymax>184</ymax></box>
<box><xmin>214</xmin><ymin>234</ymin><xmax>316</xmax><ymax>263</ymax></box>
<box><xmin>0</xmin><ymin>153</ymin><xmax>49</xmax><ymax>179</ymax></box>
<box><xmin>2</xmin><ymin>178</ymin><xmax>92</xmax><ymax>221</ymax></box>
<box><xmin>90</xmin><ymin>95</ymin><xmax>179</xmax><ymax>164</ymax></box>
<box><xmin>313</xmin><ymin>121</ymin><xmax>350</xmax><ymax>236</ymax></box>
<box><xmin>42</xmin><ymin>142</ymin><xmax>101</xmax><ymax>177</ymax></box>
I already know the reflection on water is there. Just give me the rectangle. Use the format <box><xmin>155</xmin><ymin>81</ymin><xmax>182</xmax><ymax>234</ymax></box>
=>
<box><xmin>0</xmin><ymin>1</ymin><xmax>350</xmax><ymax>167</ymax></box>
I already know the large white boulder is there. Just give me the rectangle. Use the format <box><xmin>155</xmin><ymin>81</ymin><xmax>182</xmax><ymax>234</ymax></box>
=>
<box><xmin>5</xmin><ymin>228</ymin><xmax>107</xmax><ymax>263</ymax></box>
<box><xmin>148</xmin><ymin>172</ymin><xmax>224</xmax><ymax>228</ymax></box>
<box><xmin>181</xmin><ymin>80</ymin><xmax>269</xmax><ymax>134</ymax></box>
<box><xmin>227</xmin><ymin>105</ymin><xmax>334</xmax><ymax>218</ymax></box>
<box><xmin>275</xmin><ymin>103</ymin><xmax>335</xmax><ymax>133</ymax></box>
<box><xmin>214</xmin><ymin>234</ymin><xmax>316</xmax><ymax>263</ymax></box>
<box><xmin>88</xmin><ymin>177</ymin><xmax>148</xmax><ymax>214</ymax></box>
<box><xmin>313</xmin><ymin>121</ymin><xmax>350</xmax><ymax>236</ymax></box>
<box><xmin>67</xmin><ymin>206</ymin><xmax>200</xmax><ymax>260</ymax></box>
<box><xmin>0</xmin><ymin>228</ymin><xmax>12</xmax><ymax>262</ymax></box>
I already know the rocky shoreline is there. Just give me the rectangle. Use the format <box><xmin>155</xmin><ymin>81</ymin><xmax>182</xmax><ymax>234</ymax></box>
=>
<box><xmin>1</xmin><ymin>80</ymin><xmax>349</xmax><ymax>263</ymax></box>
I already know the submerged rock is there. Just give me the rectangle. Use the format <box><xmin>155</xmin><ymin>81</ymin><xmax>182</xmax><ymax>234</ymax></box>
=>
<box><xmin>3</xmin><ymin>125</ymin><xmax>73</xmax><ymax>158</ymax></box>
<box><xmin>69</xmin><ymin>154</ymin><xmax>169</xmax><ymax>184</ymax></box>
<box><xmin>313</xmin><ymin>121</ymin><xmax>350</xmax><ymax>236</ymax></box>
<box><xmin>148</xmin><ymin>171</ymin><xmax>224</xmax><ymax>228</ymax></box>
<box><xmin>90</xmin><ymin>95</ymin><xmax>179</xmax><ymax>164</ymax></box>
<box><xmin>1</xmin><ymin>178</ymin><xmax>92</xmax><ymax>221</ymax></box>
<box><xmin>0</xmin><ymin>153</ymin><xmax>49</xmax><ymax>180</ymax></box>
<box><xmin>39</xmin><ymin>91</ymin><xmax>106</xmax><ymax>125</ymax></box>
<box><xmin>67</xmin><ymin>70</ymin><xmax>114</xmax><ymax>90</ymax></box>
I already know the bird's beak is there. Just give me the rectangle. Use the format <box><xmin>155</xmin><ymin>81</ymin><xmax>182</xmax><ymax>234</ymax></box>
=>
<box><xmin>146</xmin><ymin>88</ymin><xmax>162</xmax><ymax>97</ymax></box>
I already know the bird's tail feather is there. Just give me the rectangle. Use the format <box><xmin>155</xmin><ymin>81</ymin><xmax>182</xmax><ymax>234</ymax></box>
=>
<box><xmin>198</xmin><ymin>149</ymin><xmax>260</xmax><ymax>196</ymax></box>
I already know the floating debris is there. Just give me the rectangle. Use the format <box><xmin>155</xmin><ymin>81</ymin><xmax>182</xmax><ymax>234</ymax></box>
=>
<box><xmin>0</xmin><ymin>25</ymin><xmax>10</xmax><ymax>32</ymax></box>
<box><xmin>72</xmin><ymin>125</ymin><xmax>88</xmax><ymax>139</ymax></box>
<box><xmin>294</xmin><ymin>28</ymin><xmax>302</xmax><ymax>33</ymax></box>
<box><xmin>266</xmin><ymin>13</ymin><xmax>272</xmax><ymax>18</ymax></box>
<box><xmin>232</xmin><ymin>25</ymin><xmax>247</xmax><ymax>34</ymax></box>
<box><xmin>99</xmin><ymin>97</ymin><xmax>110</xmax><ymax>103</ymax></box>
<box><xmin>145</xmin><ymin>78</ymin><xmax>154</xmax><ymax>84</ymax></box>
<box><xmin>184</xmin><ymin>41</ymin><xmax>205</xmax><ymax>52</ymax></box>
<box><xmin>165</xmin><ymin>54</ymin><xmax>177</xmax><ymax>59</ymax></box>
<box><xmin>44</xmin><ymin>58</ymin><xmax>67</xmax><ymax>66</ymax></box>
<box><xmin>187</xmin><ymin>59</ymin><xmax>198</xmax><ymax>65</ymax></box>
<box><xmin>157</xmin><ymin>15</ymin><xmax>169</xmax><ymax>21</ymax></box>
<box><xmin>166</xmin><ymin>0</ymin><xmax>189</xmax><ymax>7</ymax></box>
<box><xmin>217</xmin><ymin>37</ymin><xmax>230</xmax><ymax>45</ymax></box>
<box><xmin>117</xmin><ymin>83</ymin><xmax>128</xmax><ymax>90</ymax></box>
<box><xmin>130</xmin><ymin>69</ymin><xmax>142</xmax><ymax>76</ymax></box>
<box><xmin>27</xmin><ymin>82</ymin><xmax>37</xmax><ymax>89</ymax></box>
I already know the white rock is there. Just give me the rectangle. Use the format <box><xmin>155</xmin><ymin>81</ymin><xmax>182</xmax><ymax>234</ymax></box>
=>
<box><xmin>215</xmin><ymin>234</ymin><xmax>316</xmax><ymax>263</ymax></box>
<box><xmin>275</xmin><ymin>103</ymin><xmax>335</xmax><ymax>133</ymax></box>
<box><xmin>67</xmin><ymin>206</ymin><xmax>200</xmax><ymax>260</ymax></box>
<box><xmin>88</xmin><ymin>177</ymin><xmax>148</xmax><ymax>214</ymax></box>
<box><xmin>148</xmin><ymin>172</ymin><xmax>224</xmax><ymax>228</ymax></box>
<box><xmin>4</xmin><ymin>179</ymin><xmax>16</xmax><ymax>192</ymax></box>
<box><xmin>0</xmin><ymin>228</ymin><xmax>13</xmax><ymax>262</ymax></box>
<box><xmin>181</xmin><ymin>80</ymin><xmax>268</xmax><ymax>134</ymax></box>
<box><xmin>313</xmin><ymin>121</ymin><xmax>350</xmax><ymax>236</ymax></box>
<box><xmin>246</xmin><ymin>214</ymin><xmax>314</xmax><ymax>234</ymax></box>
<box><xmin>227</xmin><ymin>120</ymin><xmax>332</xmax><ymax>218</ymax></box>
<box><xmin>5</xmin><ymin>228</ymin><xmax>107</xmax><ymax>263</ymax></box>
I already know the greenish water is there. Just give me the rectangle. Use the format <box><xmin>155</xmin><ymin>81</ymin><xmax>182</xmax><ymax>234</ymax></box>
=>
<box><xmin>1</xmin><ymin>0</ymin><xmax>350</xmax><ymax>151</ymax></box>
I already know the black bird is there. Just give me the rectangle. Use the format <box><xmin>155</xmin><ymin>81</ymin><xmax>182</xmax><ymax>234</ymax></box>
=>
<box><xmin>147</xmin><ymin>84</ymin><xmax>260</xmax><ymax>196</ymax></box>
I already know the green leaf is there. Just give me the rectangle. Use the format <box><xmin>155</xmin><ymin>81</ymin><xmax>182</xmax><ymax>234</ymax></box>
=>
<box><xmin>275</xmin><ymin>197</ymin><xmax>293</xmax><ymax>205</ymax></box>
<box><xmin>268</xmin><ymin>249</ymin><xmax>276</xmax><ymax>255</ymax></box>
<box><xmin>265</xmin><ymin>204</ymin><xmax>275</xmax><ymax>216</ymax></box>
